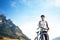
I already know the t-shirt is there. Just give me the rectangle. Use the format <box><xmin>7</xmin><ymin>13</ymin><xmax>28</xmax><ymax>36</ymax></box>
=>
<box><xmin>39</xmin><ymin>20</ymin><xmax>48</xmax><ymax>31</ymax></box>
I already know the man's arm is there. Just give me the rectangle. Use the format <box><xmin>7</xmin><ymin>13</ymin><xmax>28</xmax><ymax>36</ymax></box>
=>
<box><xmin>37</xmin><ymin>21</ymin><xmax>41</xmax><ymax>29</ymax></box>
<box><xmin>46</xmin><ymin>21</ymin><xmax>49</xmax><ymax>30</ymax></box>
<box><xmin>37</xmin><ymin>25</ymin><xmax>43</xmax><ymax>30</ymax></box>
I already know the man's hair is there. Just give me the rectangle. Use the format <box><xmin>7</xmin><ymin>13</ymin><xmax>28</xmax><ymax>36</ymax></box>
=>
<box><xmin>41</xmin><ymin>15</ymin><xmax>45</xmax><ymax>17</ymax></box>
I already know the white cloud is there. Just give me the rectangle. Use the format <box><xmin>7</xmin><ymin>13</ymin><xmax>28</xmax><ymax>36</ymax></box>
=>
<box><xmin>20</xmin><ymin>0</ymin><xmax>60</xmax><ymax>9</ymax></box>
<box><xmin>10</xmin><ymin>0</ymin><xmax>60</xmax><ymax>9</ymax></box>
<box><xmin>20</xmin><ymin>22</ymin><xmax>37</xmax><ymax>40</ymax></box>
<box><xmin>13</xmin><ymin>0</ymin><xmax>60</xmax><ymax>40</ymax></box>
<box><xmin>22</xmin><ymin>0</ymin><xmax>27</xmax><ymax>3</ymax></box>
<box><xmin>11</xmin><ymin>1</ymin><xmax>17</xmax><ymax>8</ymax></box>
<box><xmin>45</xmin><ymin>0</ymin><xmax>60</xmax><ymax>7</ymax></box>
<box><xmin>19</xmin><ymin>0</ymin><xmax>41</xmax><ymax>8</ymax></box>
<box><xmin>53</xmin><ymin>0</ymin><xmax>60</xmax><ymax>7</ymax></box>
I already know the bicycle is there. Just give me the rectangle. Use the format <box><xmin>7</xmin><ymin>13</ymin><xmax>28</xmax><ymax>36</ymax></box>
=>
<box><xmin>34</xmin><ymin>27</ymin><xmax>49</xmax><ymax>40</ymax></box>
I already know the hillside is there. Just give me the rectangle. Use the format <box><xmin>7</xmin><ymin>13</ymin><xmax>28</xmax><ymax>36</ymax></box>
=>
<box><xmin>0</xmin><ymin>14</ymin><xmax>30</xmax><ymax>40</ymax></box>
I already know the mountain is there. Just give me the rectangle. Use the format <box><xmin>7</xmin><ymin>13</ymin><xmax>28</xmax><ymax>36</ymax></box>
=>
<box><xmin>0</xmin><ymin>14</ymin><xmax>30</xmax><ymax>40</ymax></box>
<box><xmin>53</xmin><ymin>37</ymin><xmax>60</xmax><ymax>40</ymax></box>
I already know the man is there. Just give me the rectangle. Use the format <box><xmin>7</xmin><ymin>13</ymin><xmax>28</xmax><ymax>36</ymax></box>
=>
<box><xmin>38</xmin><ymin>15</ymin><xmax>49</xmax><ymax>40</ymax></box>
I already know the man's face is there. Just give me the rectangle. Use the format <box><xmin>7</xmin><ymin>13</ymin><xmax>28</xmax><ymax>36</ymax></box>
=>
<box><xmin>41</xmin><ymin>17</ymin><xmax>45</xmax><ymax>20</ymax></box>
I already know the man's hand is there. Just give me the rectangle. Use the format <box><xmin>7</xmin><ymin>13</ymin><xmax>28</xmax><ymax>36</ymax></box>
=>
<box><xmin>37</xmin><ymin>26</ymin><xmax>44</xmax><ymax>29</ymax></box>
<box><xmin>37</xmin><ymin>27</ymin><xmax>39</xmax><ymax>30</ymax></box>
<box><xmin>47</xmin><ymin>27</ymin><xmax>49</xmax><ymax>30</ymax></box>
<box><xmin>37</xmin><ymin>26</ymin><xmax>42</xmax><ymax>30</ymax></box>
<box><xmin>40</xmin><ymin>27</ymin><xmax>48</xmax><ymax>30</ymax></box>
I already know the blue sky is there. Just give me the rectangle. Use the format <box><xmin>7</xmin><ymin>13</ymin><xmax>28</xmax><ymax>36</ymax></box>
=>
<box><xmin>0</xmin><ymin>0</ymin><xmax>60</xmax><ymax>40</ymax></box>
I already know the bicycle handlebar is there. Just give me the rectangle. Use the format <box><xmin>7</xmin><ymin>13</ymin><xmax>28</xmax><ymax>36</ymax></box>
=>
<box><xmin>37</xmin><ymin>27</ymin><xmax>49</xmax><ymax>30</ymax></box>
<box><xmin>37</xmin><ymin>27</ymin><xmax>49</xmax><ymax>32</ymax></box>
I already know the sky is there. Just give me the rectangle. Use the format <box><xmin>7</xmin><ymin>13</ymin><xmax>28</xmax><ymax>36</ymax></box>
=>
<box><xmin>0</xmin><ymin>0</ymin><xmax>60</xmax><ymax>40</ymax></box>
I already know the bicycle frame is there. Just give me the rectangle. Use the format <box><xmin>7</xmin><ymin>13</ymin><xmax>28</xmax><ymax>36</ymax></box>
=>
<box><xmin>34</xmin><ymin>31</ymin><xmax>40</xmax><ymax>40</ymax></box>
<box><xmin>34</xmin><ymin>31</ymin><xmax>49</xmax><ymax>40</ymax></box>
<box><xmin>40</xmin><ymin>31</ymin><xmax>48</xmax><ymax>40</ymax></box>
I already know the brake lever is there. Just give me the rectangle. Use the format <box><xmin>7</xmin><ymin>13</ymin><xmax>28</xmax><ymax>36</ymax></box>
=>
<box><xmin>42</xmin><ymin>28</ymin><xmax>49</xmax><ymax>31</ymax></box>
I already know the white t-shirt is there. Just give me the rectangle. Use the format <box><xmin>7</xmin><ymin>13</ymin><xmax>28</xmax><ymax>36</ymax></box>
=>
<box><xmin>39</xmin><ymin>20</ymin><xmax>48</xmax><ymax>31</ymax></box>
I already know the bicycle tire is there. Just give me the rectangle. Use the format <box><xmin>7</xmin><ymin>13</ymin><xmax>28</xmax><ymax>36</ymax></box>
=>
<box><xmin>40</xmin><ymin>34</ymin><xmax>45</xmax><ymax>40</ymax></box>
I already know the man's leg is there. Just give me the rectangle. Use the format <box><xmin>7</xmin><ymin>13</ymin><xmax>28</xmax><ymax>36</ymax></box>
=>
<box><xmin>47</xmin><ymin>33</ymin><xmax>49</xmax><ymax>40</ymax></box>
<box><xmin>40</xmin><ymin>31</ymin><xmax>44</xmax><ymax>40</ymax></box>
<box><xmin>44</xmin><ymin>34</ymin><xmax>47</xmax><ymax>40</ymax></box>
<box><xmin>44</xmin><ymin>33</ymin><xmax>49</xmax><ymax>40</ymax></box>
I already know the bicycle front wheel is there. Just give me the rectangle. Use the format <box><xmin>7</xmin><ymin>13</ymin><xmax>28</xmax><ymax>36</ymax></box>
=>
<box><xmin>40</xmin><ymin>34</ymin><xmax>45</xmax><ymax>40</ymax></box>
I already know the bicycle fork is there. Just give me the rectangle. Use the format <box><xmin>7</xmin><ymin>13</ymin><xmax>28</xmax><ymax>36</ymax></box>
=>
<box><xmin>37</xmin><ymin>33</ymin><xmax>39</xmax><ymax>40</ymax></box>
